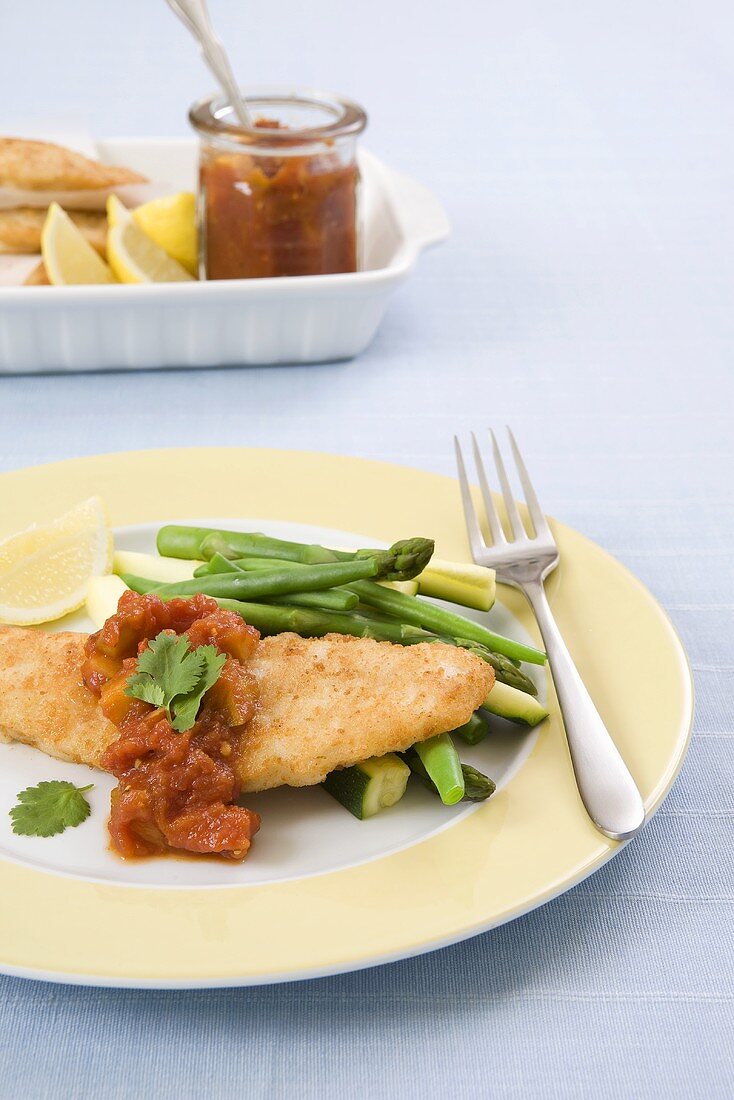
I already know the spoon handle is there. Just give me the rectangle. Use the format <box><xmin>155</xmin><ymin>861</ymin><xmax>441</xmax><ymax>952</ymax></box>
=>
<box><xmin>166</xmin><ymin>0</ymin><xmax>253</xmax><ymax>129</ymax></box>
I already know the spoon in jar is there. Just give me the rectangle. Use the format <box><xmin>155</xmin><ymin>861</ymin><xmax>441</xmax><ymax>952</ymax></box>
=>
<box><xmin>165</xmin><ymin>0</ymin><xmax>254</xmax><ymax>129</ymax></box>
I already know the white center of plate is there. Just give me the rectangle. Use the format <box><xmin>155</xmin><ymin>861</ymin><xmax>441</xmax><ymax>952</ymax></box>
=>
<box><xmin>0</xmin><ymin>519</ymin><xmax>543</xmax><ymax>889</ymax></box>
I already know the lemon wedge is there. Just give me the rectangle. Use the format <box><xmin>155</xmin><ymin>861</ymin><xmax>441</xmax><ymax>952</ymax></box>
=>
<box><xmin>132</xmin><ymin>192</ymin><xmax>198</xmax><ymax>276</ymax></box>
<box><xmin>106</xmin><ymin>194</ymin><xmax>128</xmax><ymax>229</ymax></box>
<box><xmin>0</xmin><ymin>498</ymin><xmax>113</xmax><ymax>625</ymax></box>
<box><xmin>106</xmin><ymin>196</ymin><xmax>194</xmax><ymax>284</ymax></box>
<box><xmin>41</xmin><ymin>203</ymin><xmax>115</xmax><ymax>285</ymax></box>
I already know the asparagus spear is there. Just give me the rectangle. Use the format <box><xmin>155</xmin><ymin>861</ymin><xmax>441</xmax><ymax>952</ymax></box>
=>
<box><xmin>351</xmin><ymin>539</ymin><xmax>435</xmax><ymax>582</ymax></box>
<box><xmin>195</xmin><ymin>557</ymin><xmax>540</xmax><ymax>684</ymax></box>
<box><xmin>410</xmin><ymin>734</ymin><xmax>465</xmax><ymax>805</ymax></box>
<box><xmin>202</xmin><ymin>555</ymin><xmax>449</xmax><ymax>602</ymax></box>
<box><xmin>149</xmin><ymin>559</ymin><xmax>380</xmax><ymax>601</ymax></box>
<box><xmin>129</xmin><ymin>553</ymin><xmax>544</xmax><ymax>665</ymax></box>
<box><xmin>460</xmin><ymin>765</ymin><xmax>497</xmax><ymax>802</ymax></box>
<box><xmin>201</xmin><ymin>532</ymin><xmax>336</xmax><ymax>565</ymax></box>
<box><xmin>120</xmin><ymin>575</ymin><xmax>434</xmax><ymax>644</ymax></box>
<box><xmin>193</xmin><ymin>552</ymin><xmax>245</xmax><ymax>576</ymax></box>
<box><xmin>201</xmin><ymin>556</ymin><xmax>542</xmax><ymax>676</ymax></box>
<box><xmin>156</xmin><ymin>526</ymin><xmax>222</xmax><ymax>560</ymax></box>
<box><xmin>267</xmin><ymin>591</ymin><xmax>359</xmax><ymax>612</ymax></box>
<box><xmin>195</xmin><ymin>554</ymin><xmax>303</xmax><ymax>576</ymax></box>
<box><xmin>403</xmin><ymin>747</ymin><xmax>495</xmax><ymax>802</ymax></box>
<box><xmin>121</xmin><ymin>574</ymin><xmax>166</xmax><ymax>595</ymax></box>
<box><xmin>448</xmin><ymin>638</ymin><xmax>538</xmax><ymax>695</ymax></box>
<box><xmin>204</xmin><ymin>534</ymin><xmax>433</xmax><ymax>581</ymax></box>
<box><xmin>157</xmin><ymin>525</ymin><xmax>434</xmax><ymax>581</ymax></box>
<box><xmin>156</xmin><ymin>527</ymin><xmax>502</xmax><ymax>620</ymax></box>
<box><xmin>193</xmin><ymin>554</ymin><xmax>358</xmax><ymax>611</ymax></box>
<box><xmin>346</xmin><ymin>580</ymin><xmax>546</xmax><ymax>665</ymax></box>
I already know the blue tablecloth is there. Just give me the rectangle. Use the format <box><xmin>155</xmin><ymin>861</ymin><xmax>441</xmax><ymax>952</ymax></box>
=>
<box><xmin>0</xmin><ymin>1</ymin><xmax>732</xmax><ymax>1096</ymax></box>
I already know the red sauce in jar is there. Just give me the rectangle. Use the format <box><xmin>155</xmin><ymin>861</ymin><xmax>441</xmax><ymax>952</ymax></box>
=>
<box><xmin>82</xmin><ymin>591</ymin><xmax>261</xmax><ymax>861</ymax></box>
<box><xmin>201</xmin><ymin>120</ymin><xmax>358</xmax><ymax>279</ymax></box>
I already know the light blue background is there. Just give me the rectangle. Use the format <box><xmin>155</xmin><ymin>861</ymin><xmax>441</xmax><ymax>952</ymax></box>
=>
<box><xmin>0</xmin><ymin>1</ymin><xmax>732</xmax><ymax>1096</ymax></box>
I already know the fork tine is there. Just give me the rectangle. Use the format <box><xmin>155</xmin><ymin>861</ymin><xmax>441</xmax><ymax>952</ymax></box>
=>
<box><xmin>470</xmin><ymin>432</ymin><xmax>507</xmax><ymax>545</ymax></box>
<box><xmin>489</xmin><ymin>430</ymin><xmax>527</xmax><ymax>540</ymax></box>
<box><xmin>453</xmin><ymin>436</ymin><xmax>487</xmax><ymax>559</ymax></box>
<box><xmin>506</xmin><ymin>427</ymin><xmax>551</xmax><ymax>538</ymax></box>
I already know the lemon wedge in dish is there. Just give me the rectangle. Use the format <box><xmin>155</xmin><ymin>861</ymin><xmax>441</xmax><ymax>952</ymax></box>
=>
<box><xmin>132</xmin><ymin>192</ymin><xmax>198</xmax><ymax>276</ymax></box>
<box><xmin>40</xmin><ymin>203</ymin><xmax>115</xmax><ymax>285</ymax></box>
<box><xmin>0</xmin><ymin>497</ymin><xmax>113</xmax><ymax>625</ymax></box>
<box><xmin>106</xmin><ymin>196</ymin><xmax>194</xmax><ymax>284</ymax></box>
<box><xmin>105</xmin><ymin>194</ymin><xmax>128</xmax><ymax>229</ymax></box>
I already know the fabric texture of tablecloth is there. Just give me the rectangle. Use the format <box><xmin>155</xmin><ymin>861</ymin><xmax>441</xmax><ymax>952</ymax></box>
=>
<box><xmin>0</xmin><ymin>1</ymin><xmax>732</xmax><ymax>1096</ymax></box>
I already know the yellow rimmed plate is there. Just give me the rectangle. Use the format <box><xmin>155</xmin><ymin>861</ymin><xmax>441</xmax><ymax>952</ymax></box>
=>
<box><xmin>0</xmin><ymin>449</ymin><xmax>693</xmax><ymax>987</ymax></box>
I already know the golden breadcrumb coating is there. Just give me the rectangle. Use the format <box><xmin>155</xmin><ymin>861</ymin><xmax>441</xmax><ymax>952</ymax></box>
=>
<box><xmin>0</xmin><ymin>137</ymin><xmax>145</xmax><ymax>191</ymax></box>
<box><xmin>0</xmin><ymin>626</ymin><xmax>493</xmax><ymax>790</ymax></box>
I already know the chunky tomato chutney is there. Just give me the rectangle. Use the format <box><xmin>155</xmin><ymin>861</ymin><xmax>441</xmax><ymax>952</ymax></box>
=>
<box><xmin>201</xmin><ymin>122</ymin><xmax>359</xmax><ymax>279</ymax></box>
<box><xmin>82</xmin><ymin>591</ymin><xmax>261</xmax><ymax>861</ymax></box>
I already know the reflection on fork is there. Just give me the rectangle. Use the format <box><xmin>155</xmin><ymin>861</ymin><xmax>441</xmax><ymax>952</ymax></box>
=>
<box><xmin>454</xmin><ymin>427</ymin><xmax>645</xmax><ymax>842</ymax></box>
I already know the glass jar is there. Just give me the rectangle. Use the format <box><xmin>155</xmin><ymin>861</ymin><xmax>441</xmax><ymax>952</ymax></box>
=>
<box><xmin>189</xmin><ymin>88</ymin><xmax>367</xmax><ymax>280</ymax></box>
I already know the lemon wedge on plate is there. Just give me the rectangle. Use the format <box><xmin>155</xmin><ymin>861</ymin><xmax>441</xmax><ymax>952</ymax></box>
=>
<box><xmin>106</xmin><ymin>195</ymin><xmax>194</xmax><ymax>284</ymax></box>
<box><xmin>41</xmin><ymin>203</ymin><xmax>115</xmax><ymax>285</ymax></box>
<box><xmin>132</xmin><ymin>192</ymin><xmax>198</xmax><ymax>275</ymax></box>
<box><xmin>0</xmin><ymin>497</ymin><xmax>113</xmax><ymax>625</ymax></box>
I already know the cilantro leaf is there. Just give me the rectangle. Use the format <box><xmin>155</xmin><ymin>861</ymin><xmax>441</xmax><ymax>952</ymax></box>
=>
<box><xmin>171</xmin><ymin>645</ymin><xmax>227</xmax><ymax>732</ymax></box>
<box><xmin>10</xmin><ymin>780</ymin><xmax>93</xmax><ymax>838</ymax></box>
<box><xmin>123</xmin><ymin>672</ymin><xmax>166</xmax><ymax>708</ymax></box>
<box><xmin>137</xmin><ymin>632</ymin><xmax>206</xmax><ymax>698</ymax></box>
<box><xmin>124</xmin><ymin>631</ymin><xmax>227</xmax><ymax>733</ymax></box>
<box><xmin>124</xmin><ymin>632</ymin><xmax>206</xmax><ymax>715</ymax></box>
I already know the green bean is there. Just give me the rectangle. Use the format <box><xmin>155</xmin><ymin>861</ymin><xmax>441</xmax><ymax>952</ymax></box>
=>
<box><xmin>412</xmin><ymin>734</ymin><xmax>465</xmax><ymax>805</ymax></box>
<box><xmin>149</xmin><ymin>558</ymin><xmax>379</xmax><ymax>601</ymax></box>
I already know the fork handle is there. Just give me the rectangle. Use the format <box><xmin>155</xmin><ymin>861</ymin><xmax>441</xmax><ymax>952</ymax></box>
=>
<box><xmin>523</xmin><ymin>579</ymin><xmax>645</xmax><ymax>841</ymax></box>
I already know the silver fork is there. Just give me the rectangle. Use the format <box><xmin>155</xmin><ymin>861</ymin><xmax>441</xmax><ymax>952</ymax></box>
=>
<box><xmin>455</xmin><ymin>428</ymin><xmax>645</xmax><ymax>841</ymax></box>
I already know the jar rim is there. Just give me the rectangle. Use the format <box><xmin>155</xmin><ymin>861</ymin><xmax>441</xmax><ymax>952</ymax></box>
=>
<box><xmin>189</xmin><ymin>86</ymin><xmax>368</xmax><ymax>146</ymax></box>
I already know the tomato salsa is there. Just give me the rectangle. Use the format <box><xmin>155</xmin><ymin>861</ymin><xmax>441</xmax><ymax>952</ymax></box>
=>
<box><xmin>201</xmin><ymin>133</ymin><xmax>359</xmax><ymax>279</ymax></box>
<box><xmin>82</xmin><ymin>591</ymin><xmax>261</xmax><ymax>861</ymax></box>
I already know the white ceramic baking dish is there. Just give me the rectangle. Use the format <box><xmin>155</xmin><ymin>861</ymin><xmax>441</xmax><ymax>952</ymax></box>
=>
<box><xmin>0</xmin><ymin>138</ymin><xmax>449</xmax><ymax>373</ymax></box>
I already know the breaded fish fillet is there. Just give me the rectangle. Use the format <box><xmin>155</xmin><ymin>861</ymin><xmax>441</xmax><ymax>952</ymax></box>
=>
<box><xmin>238</xmin><ymin>632</ymin><xmax>493</xmax><ymax>790</ymax></box>
<box><xmin>0</xmin><ymin>138</ymin><xmax>145</xmax><ymax>191</ymax></box>
<box><xmin>0</xmin><ymin>626</ymin><xmax>493</xmax><ymax>790</ymax></box>
<box><xmin>0</xmin><ymin>207</ymin><xmax>107</xmax><ymax>255</ymax></box>
<box><xmin>0</xmin><ymin>627</ymin><xmax>111</xmax><ymax>766</ymax></box>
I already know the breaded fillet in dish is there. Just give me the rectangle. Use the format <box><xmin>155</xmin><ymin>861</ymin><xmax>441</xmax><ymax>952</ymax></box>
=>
<box><xmin>0</xmin><ymin>207</ymin><xmax>107</xmax><ymax>255</ymax></box>
<box><xmin>0</xmin><ymin>625</ymin><xmax>493</xmax><ymax>791</ymax></box>
<box><xmin>239</xmin><ymin>632</ymin><xmax>493</xmax><ymax>790</ymax></box>
<box><xmin>0</xmin><ymin>138</ymin><xmax>145</xmax><ymax>192</ymax></box>
<box><xmin>22</xmin><ymin>260</ymin><xmax>51</xmax><ymax>285</ymax></box>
